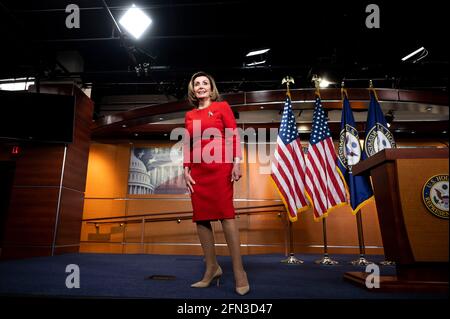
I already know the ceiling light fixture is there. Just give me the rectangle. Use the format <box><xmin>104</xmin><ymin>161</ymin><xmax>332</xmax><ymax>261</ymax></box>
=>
<box><xmin>319</xmin><ymin>79</ymin><xmax>331</xmax><ymax>88</ymax></box>
<box><xmin>246</xmin><ymin>48</ymin><xmax>270</xmax><ymax>57</ymax></box>
<box><xmin>311</xmin><ymin>74</ymin><xmax>332</xmax><ymax>88</ymax></box>
<box><xmin>246</xmin><ymin>60</ymin><xmax>266</xmax><ymax>67</ymax></box>
<box><xmin>0</xmin><ymin>77</ymin><xmax>35</xmax><ymax>91</ymax></box>
<box><xmin>244</xmin><ymin>48</ymin><xmax>270</xmax><ymax>68</ymax></box>
<box><xmin>401</xmin><ymin>46</ymin><xmax>428</xmax><ymax>63</ymax></box>
<box><xmin>119</xmin><ymin>4</ymin><xmax>152</xmax><ymax>39</ymax></box>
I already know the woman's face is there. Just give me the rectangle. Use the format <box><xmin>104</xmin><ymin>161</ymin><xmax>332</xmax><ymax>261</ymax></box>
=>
<box><xmin>193</xmin><ymin>76</ymin><xmax>211</xmax><ymax>100</ymax></box>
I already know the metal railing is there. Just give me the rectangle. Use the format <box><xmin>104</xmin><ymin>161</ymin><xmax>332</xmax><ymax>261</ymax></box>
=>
<box><xmin>80</xmin><ymin>203</ymin><xmax>289</xmax><ymax>253</ymax></box>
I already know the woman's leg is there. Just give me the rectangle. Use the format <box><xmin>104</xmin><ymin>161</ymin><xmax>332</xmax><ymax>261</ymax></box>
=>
<box><xmin>221</xmin><ymin>218</ymin><xmax>248</xmax><ymax>288</ymax></box>
<box><xmin>196</xmin><ymin>221</ymin><xmax>220</xmax><ymax>280</ymax></box>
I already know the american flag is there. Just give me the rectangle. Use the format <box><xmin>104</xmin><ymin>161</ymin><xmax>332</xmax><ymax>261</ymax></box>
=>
<box><xmin>305</xmin><ymin>94</ymin><xmax>348</xmax><ymax>220</ymax></box>
<box><xmin>271</xmin><ymin>94</ymin><xmax>309</xmax><ymax>221</ymax></box>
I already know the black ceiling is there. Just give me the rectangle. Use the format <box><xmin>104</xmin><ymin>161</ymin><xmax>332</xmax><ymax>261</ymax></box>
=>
<box><xmin>0</xmin><ymin>0</ymin><xmax>448</xmax><ymax>99</ymax></box>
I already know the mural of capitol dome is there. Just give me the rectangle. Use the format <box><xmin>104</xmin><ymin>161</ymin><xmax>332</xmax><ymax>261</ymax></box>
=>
<box><xmin>128</xmin><ymin>150</ymin><xmax>153</xmax><ymax>194</ymax></box>
<box><xmin>128</xmin><ymin>147</ymin><xmax>187</xmax><ymax>195</ymax></box>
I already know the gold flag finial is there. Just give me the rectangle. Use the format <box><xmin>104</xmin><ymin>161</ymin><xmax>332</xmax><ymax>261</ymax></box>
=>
<box><xmin>312</xmin><ymin>74</ymin><xmax>321</xmax><ymax>97</ymax></box>
<box><xmin>369</xmin><ymin>79</ymin><xmax>374</xmax><ymax>88</ymax></box>
<box><xmin>282</xmin><ymin>76</ymin><xmax>294</xmax><ymax>88</ymax></box>
<box><xmin>341</xmin><ymin>81</ymin><xmax>346</xmax><ymax>99</ymax></box>
<box><xmin>282</xmin><ymin>76</ymin><xmax>294</xmax><ymax>95</ymax></box>
<box><xmin>311</xmin><ymin>74</ymin><xmax>320</xmax><ymax>89</ymax></box>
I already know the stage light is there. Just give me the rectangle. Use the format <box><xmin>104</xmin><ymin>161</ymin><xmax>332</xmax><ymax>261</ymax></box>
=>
<box><xmin>246</xmin><ymin>60</ymin><xmax>266</xmax><ymax>67</ymax></box>
<box><xmin>319</xmin><ymin>79</ymin><xmax>331</xmax><ymax>88</ymax></box>
<box><xmin>401</xmin><ymin>47</ymin><xmax>428</xmax><ymax>63</ymax></box>
<box><xmin>246</xmin><ymin>48</ymin><xmax>270</xmax><ymax>57</ymax></box>
<box><xmin>244</xmin><ymin>48</ymin><xmax>270</xmax><ymax>67</ymax></box>
<box><xmin>311</xmin><ymin>74</ymin><xmax>332</xmax><ymax>88</ymax></box>
<box><xmin>119</xmin><ymin>4</ymin><xmax>152</xmax><ymax>39</ymax></box>
<box><xmin>0</xmin><ymin>77</ymin><xmax>34</xmax><ymax>91</ymax></box>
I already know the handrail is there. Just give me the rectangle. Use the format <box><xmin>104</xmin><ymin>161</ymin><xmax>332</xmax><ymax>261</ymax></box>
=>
<box><xmin>85</xmin><ymin>208</ymin><xmax>285</xmax><ymax>225</ymax></box>
<box><xmin>81</xmin><ymin>204</ymin><xmax>289</xmax><ymax>254</ymax></box>
<box><xmin>82</xmin><ymin>204</ymin><xmax>285</xmax><ymax>222</ymax></box>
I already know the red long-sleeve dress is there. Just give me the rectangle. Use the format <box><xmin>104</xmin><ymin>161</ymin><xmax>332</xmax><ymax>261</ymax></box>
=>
<box><xmin>184</xmin><ymin>101</ymin><xmax>242</xmax><ymax>222</ymax></box>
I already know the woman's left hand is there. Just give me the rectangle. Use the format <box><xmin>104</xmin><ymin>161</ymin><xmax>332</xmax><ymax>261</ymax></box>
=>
<box><xmin>231</xmin><ymin>162</ymin><xmax>242</xmax><ymax>182</ymax></box>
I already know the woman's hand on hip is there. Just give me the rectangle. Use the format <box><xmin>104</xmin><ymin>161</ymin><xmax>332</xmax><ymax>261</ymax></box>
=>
<box><xmin>184</xmin><ymin>167</ymin><xmax>196</xmax><ymax>194</ymax></box>
<box><xmin>231</xmin><ymin>162</ymin><xmax>242</xmax><ymax>182</ymax></box>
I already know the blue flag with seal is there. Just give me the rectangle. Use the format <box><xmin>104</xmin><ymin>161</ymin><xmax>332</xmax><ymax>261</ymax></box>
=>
<box><xmin>362</xmin><ymin>88</ymin><xmax>396</xmax><ymax>160</ymax></box>
<box><xmin>337</xmin><ymin>90</ymin><xmax>374</xmax><ymax>214</ymax></box>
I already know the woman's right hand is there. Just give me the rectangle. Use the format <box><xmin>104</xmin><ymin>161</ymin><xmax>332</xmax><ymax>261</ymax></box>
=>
<box><xmin>184</xmin><ymin>167</ymin><xmax>196</xmax><ymax>194</ymax></box>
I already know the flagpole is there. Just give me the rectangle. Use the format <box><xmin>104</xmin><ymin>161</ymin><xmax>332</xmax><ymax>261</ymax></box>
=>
<box><xmin>368</xmin><ymin>80</ymin><xmax>396</xmax><ymax>267</ymax></box>
<box><xmin>281</xmin><ymin>211</ymin><xmax>304</xmax><ymax>264</ymax></box>
<box><xmin>312</xmin><ymin>75</ymin><xmax>339</xmax><ymax>265</ymax></box>
<box><xmin>279</xmin><ymin>76</ymin><xmax>304</xmax><ymax>265</ymax></box>
<box><xmin>349</xmin><ymin>210</ymin><xmax>373</xmax><ymax>265</ymax></box>
<box><xmin>314</xmin><ymin>218</ymin><xmax>338</xmax><ymax>265</ymax></box>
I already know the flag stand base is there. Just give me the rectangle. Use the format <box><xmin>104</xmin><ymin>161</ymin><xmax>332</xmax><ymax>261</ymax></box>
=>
<box><xmin>281</xmin><ymin>253</ymin><xmax>303</xmax><ymax>264</ymax></box>
<box><xmin>350</xmin><ymin>256</ymin><xmax>373</xmax><ymax>266</ymax></box>
<box><xmin>315</xmin><ymin>254</ymin><xmax>339</xmax><ymax>265</ymax></box>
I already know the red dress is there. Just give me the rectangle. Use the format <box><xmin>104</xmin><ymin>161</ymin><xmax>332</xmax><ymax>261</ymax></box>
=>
<box><xmin>184</xmin><ymin>101</ymin><xmax>242</xmax><ymax>222</ymax></box>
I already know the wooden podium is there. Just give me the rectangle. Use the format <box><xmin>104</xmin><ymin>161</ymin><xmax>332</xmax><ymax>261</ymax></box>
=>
<box><xmin>344</xmin><ymin>148</ymin><xmax>449</xmax><ymax>292</ymax></box>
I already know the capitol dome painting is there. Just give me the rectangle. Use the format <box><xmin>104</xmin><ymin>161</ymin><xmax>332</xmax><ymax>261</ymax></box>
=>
<box><xmin>128</xmin><ymin>146</ymin><xmax>187</xmax><ymax>195</ymax></box>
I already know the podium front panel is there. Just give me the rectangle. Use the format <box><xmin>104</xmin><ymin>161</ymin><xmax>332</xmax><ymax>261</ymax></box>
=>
<box><xmin>396</xmin><ymin>158</ymin><xmax>449</xmax><ymax>262</ymax></box>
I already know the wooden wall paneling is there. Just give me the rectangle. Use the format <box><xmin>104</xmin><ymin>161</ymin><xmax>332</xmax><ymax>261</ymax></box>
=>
<box><xmin>63</xmin><ymin>123</ymin><xmax>92</xmax><ymax>191</ymax></box>
<box><xmin>53</xmin><ymin>246</ymin><xmax>79</xmax><ymax>255</ymax></box>
<box><xmin>124</xmin><ymin>222</ymin><xmax>143</xmax><ymax>244</ymax></box>
<box><xmin>126</xmin><ymin>198</ymin><xmax>192</xmax><ymax>216</ymax></box>
<box><xmin>1</xmin><ymin>246</ymin><xmax>52</xmax><ymax>259</ymax></box>
<box><xmin>80</xmin><ymin>242</ymin><xmax>124</xmax><ymax>254</ymax></box>
<box><xmin>84</xmin><ymin>143</ymin><xmax>130</xmax><ymax>198</ymax></box>
<box><xmin>146</xmin><ymin>245</ymin><xmax>203</xmax><ymax>255</ymax></box>
<box><xmin>3</xmin><ymin>187</ymin><xmax>59</xmax><ymax>245</ymax></box>
<box><xmin>55</xmin><ymin>187</ymin><xmax>85</xmax><ymax>247</ymax></box>
<box><xmin>246</xmin><ymin>213</ymin><xmax>285</xmax><ymax>255</ymax></box>
<box><xmin>144</xmin><ymin>219</ymin><xmax>198</xmax><ymax>244</ymax></box>
<box><xmin>80</xmin><ymin>220</ymin><xmax>96</xmax><ymax>242</ymax></box>
<box><xmin>83</xmin><ymin>199</ymin><xmax>127</xmax><ymax>220</ymax></box>
<box><xmin>12</xmin><ymin>145</ymin><xmax>64</xmax><ymax>187</ymax></box>
<box><xmin>246</xmin><ymin>143</ymin><xmax>279</xmax><ymax>199</ymax></box>
<box><xmin>63</xmin><ymin>89</ymin><xmax>94</xmax><ymax>190</ymax></box>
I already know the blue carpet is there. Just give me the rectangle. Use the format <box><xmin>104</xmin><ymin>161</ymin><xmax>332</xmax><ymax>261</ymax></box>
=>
<box><xmin>0</xmin><ymin>253</ymin><xmax>447</xmax><ymax>299</ymax></box>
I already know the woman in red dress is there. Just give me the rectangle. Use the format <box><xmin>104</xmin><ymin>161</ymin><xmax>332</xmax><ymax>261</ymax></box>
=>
<box><xmin>183</xmin><ymin>71</ymin><xmax>249</xmax><ymax>295</ymax></box>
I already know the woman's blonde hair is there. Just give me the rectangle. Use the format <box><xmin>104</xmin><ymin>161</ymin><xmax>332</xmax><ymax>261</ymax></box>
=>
<box><xmin>187</xmin><ymin>71</ymin><xmax>220</xmax><ymax>107</ymax></box>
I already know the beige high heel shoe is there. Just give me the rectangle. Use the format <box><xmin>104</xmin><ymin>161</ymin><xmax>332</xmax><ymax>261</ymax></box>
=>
<box><xmin>191</xmin><ymin>266</ymin><xmax>223</xmax><ymax>288</ymax></box>
<box><xmin>235</xmin><ymin>272</ymin><xmax>250</xmax><ymax>295</ymax></box>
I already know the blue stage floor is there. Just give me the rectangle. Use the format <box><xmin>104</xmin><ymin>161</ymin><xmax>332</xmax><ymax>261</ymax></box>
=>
<box><xmin>0</xmin><ymin>253</ymin><xmax>447</xmax><ymax>300</ymax></box>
